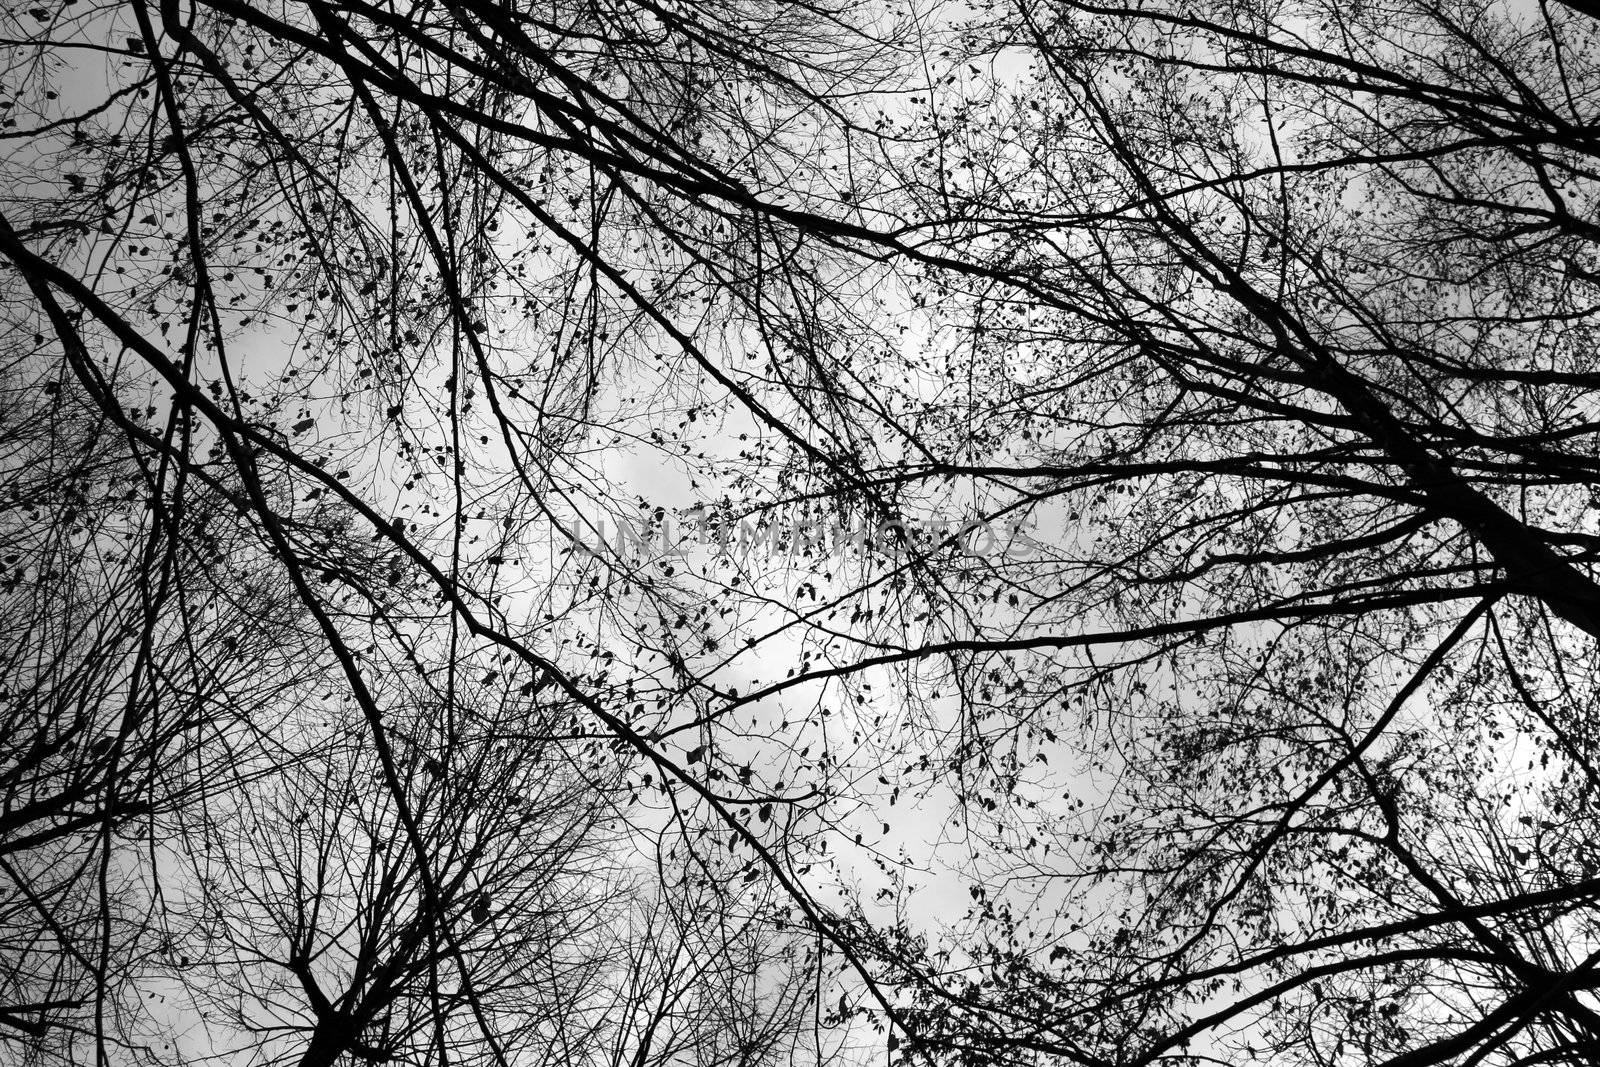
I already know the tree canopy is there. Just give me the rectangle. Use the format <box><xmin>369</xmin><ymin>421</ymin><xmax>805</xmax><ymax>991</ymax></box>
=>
<box><xmin>5</xmin><ymin>0</ymin><xmax>1600</xmax><ymax>1065</ymax></box>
